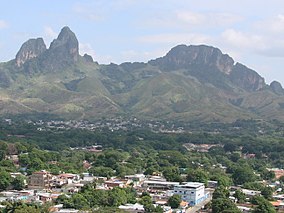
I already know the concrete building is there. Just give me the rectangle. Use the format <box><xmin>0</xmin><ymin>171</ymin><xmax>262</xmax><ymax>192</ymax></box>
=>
<box><xmin>28</xmin><ymin>170</ymin><xmax>52</xmax><ymax>189</ymax></box>
<box><xmin>143</xmin><ymin>180</ymin><xmax>180</xmax><ymax>190</ymax></box>
<box><xmin>173</xmin><ymin>182</ymin><xmax>208</xmax><ymax>206</ymax></box>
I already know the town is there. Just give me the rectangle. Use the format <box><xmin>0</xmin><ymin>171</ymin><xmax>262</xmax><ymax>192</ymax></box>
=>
<box><xmin>0</xmin><ymin>118</ymin><xmax>283</xmax><ymax>212</ymax></box>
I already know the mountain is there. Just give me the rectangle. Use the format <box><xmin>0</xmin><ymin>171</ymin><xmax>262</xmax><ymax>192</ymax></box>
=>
<box><xmin>0</xmin><ymin>26</ymin><xmax>284</xmax><ymax>122</ymax></box>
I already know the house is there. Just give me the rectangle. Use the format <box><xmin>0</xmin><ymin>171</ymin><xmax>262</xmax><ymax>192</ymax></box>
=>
<box><xmin>104</xmin><ymin>179</ymin><xmax>129</xmax><ymax>189</ymax></box>
<box><xmin>241</xmin><ymin>189</ymin><xmax>261</xmax><ymax>197</ymax></box>
<box><xmin>125</xmin><ymin>174</ymin><xmax>145</xmax><ymax>186</ymax></box>
<box><xmin>119</xmin><ymin>203</ymin><xmax>144</xmax><ymax>213</ymax></box>
<box><xmin>143</xmin><ymin>180</ymin><xmax>180</xmax><ymax>190</ymax></box>
<box><xmin>28</xmin><ymin>170</ymin><xmax>52</xmax><ymax>189</ymax></box>
<box><xmin>173</xmin><ymin>182</ymin><xmax>208</xmax><ymax>206</ymax></box>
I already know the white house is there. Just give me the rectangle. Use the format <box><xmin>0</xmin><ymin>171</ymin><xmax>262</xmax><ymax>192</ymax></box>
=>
<box><xmin>173</xmin><ymin>182</ymin><xmax>208</xmax><ymax>206</ymax></box>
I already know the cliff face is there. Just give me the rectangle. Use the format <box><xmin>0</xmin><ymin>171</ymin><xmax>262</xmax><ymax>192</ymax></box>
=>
<box><xmin>38</xmin><ymin>26</ymin><xmax>79</xmax><ymax>72</ymax></box>
<box><xmin>15</xmin><ymin>38</ymin><xmax>46</xmax><ymax>67</ymax></box>
<box><xmin>149</xmin><ymin>44</ymin><xmax>235</xmax><ymax>74</ymax></box>
<box><xmin>270</xmin><ymin>81</ymin><xmax>284</xmax><ymax>95</ymax></box>
<box><xmin>149</xmin><ymin>45</ymin><xmax>266</xmax><ymax>92</ymax></box>
<box><xmin>229</xmin><ymin>63</ymin><xmax>266</xmax><ymax>91</ymax></box>
<box><xmin>1</xmin><ymin>26</ymin><xmax>284</xmax><ymax>122</ymax></box>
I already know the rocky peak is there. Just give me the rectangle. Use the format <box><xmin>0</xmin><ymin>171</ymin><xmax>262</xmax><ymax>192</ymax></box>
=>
<box><xmin>270</xmin><ymin>81</ymin><xmax>284</xmax><ymax>95</ymax></box>
<box><xmin>48</xmin><ymin>26</ymin><xmax>79</xmax><ymax>63</ymax></box>
<box><xmin>230</xmin><ymin>63</ymin><xmax>266</xmax><ymax>91</ymax></box>
<box><xmin>83</xmin><ymin>54</ymin><xmax>94</xmax><ymax>63</ymax></box>
<box><xmin>150</xmin><ymin>44</ymin><xmax>234</xmax><ymax>74</ymax></box>
<box><xmin>15</xmin><ymin>38</ymin><xmax>46</xmax><ymax>67</ymax></box>
<box><xmin>37</xmin><ymin>26</ymin><xmax>79</xmax><ymax>72</ymax></box>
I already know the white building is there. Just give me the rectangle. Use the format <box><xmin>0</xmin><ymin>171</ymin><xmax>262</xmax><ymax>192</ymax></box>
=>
<box><xmin>173</xmin><ymin>182</ymin><xmax>208</xmax><ymax>206</ymax></box>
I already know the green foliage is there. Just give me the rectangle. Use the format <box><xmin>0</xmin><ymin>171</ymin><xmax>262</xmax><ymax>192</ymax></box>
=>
<box><xmin>243</xmin><ymin>182</ymin><xmax>264</xmax><ymax>191</ymax></box>
<box><xmin>11</xmin><ymin>175</ymin><xmax>26</xmax><ymax>190</ymax></box>
<box><xmin>234</xmin><ymin>190</ymin><xmax>246</xmax><ymax>203</ymax></box>
<box><xmin>261</xmin><ymin>187</ymin><xmax>273</xmax><ymax>200</ymax></box>
<box><xmin>0</xmin><ymin>169</ymin><xmax>11</xmax><ymax>190</ymax></box>
<box><xmin>89</xmin><ymin>166</ymin><xmax>115</xmax><ymax>178</ymax></box>
<box><xmin>186</xmin><ymin>168</ymin><xmax>209</xmax><ymax>185</ymax></box>
<box><xmin>162</xmin><ymin>166</ymin><xmax>182</xmax><ymax>182</ymax></box>
<box><xmin>251</xmin><ymin>196</ymin><xmax>276</xmax><ymax>213</ymax></box>
<box><xmin>213</xmin><ymin>186</ymin><xmax>230</xmax><ymax>200</ymax></box>
<box><xmin>211</xmin><ymin>198</ymin><xmax>241</xmax><ymax>213</ymax></box>
<box><xmin>231</xmin><ymin>165</ymin><xmax>256</xmax><ymax>185</ymax></box>
<box><xmin>168</xmin><ymin>194</ymin><xmax>181</xmax><ymax>209</ymax></box>
<box><xmin>3</xmin><ymin>202</ymin><xmax>41</xmax><ymax>213</ymax></box>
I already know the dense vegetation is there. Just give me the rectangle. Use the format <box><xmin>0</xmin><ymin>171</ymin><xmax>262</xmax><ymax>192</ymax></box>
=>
<box><xmin>0</xmin><ymin>118</ymin><xmax>283</xmax><ymax>212</ymax></box>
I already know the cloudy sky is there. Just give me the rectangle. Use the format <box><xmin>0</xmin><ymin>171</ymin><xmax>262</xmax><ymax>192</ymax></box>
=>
<box><xmin>1</xmin><ymin>0</ymin><xmax>284</xmax><ymax>84</ymax></box>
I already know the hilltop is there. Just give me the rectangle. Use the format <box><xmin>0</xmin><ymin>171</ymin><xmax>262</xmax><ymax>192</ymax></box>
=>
<box><xmin>0</xmin><ymin>26</ymin><xmax>284</xmax><ymax>122</ymax></box>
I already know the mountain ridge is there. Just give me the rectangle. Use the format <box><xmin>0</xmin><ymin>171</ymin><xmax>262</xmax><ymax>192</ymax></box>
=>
<box><xmin>0</xmin><ymin>26</ymin><xmax>283</xmax><ymax>122</ymax></box>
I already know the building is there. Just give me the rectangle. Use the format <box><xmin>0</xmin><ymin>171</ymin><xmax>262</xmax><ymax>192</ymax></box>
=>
<box><xmin>119</xmin><ymin>203</ymin><xmax>144</xmax><ymax>213</ymax></box>
<box><xmin>143</xmin><ymin>180</ymin><xmax>180</xmax><ymax>190</ymax></box>
<box><xmin>173</xmin><ymin>182</ymin><xmax>208</xmax><ymax>206</ymax></box>
<box><xmin>28</xmin><ymin>170</ymin><xmax>52</xmax><ymax>189</ymax></box>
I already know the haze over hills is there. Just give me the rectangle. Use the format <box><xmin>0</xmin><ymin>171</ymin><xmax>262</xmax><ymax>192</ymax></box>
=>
<box><xmin>0</xmin><ymin>26</ymin><xmax>284</xmax><ymax>122</ymax></box>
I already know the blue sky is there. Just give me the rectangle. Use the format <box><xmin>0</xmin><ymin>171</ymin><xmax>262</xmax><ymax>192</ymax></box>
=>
<box><xmin>1</xmin><ymin>0</ymin><xmax>284</xmax><ymax>85</ymax></box>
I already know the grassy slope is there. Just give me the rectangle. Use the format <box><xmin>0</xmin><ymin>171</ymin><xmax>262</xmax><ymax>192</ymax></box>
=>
<box><xmin>0</xmin><ymin>58</ymin><xmax>284</xmax><ymax>122</ymax></box>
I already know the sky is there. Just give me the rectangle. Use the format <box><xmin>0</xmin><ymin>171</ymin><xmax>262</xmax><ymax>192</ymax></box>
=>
<box><xmin>1</xmin><ymin>0</ymin><xmax>284</xmax><ymax>85</ymax></box>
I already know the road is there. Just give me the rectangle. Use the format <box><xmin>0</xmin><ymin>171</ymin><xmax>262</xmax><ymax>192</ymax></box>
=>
<box><xmin>186</xmin><ymin>195</ymin><xmax>212</xmax><ymax>213</ymax></box>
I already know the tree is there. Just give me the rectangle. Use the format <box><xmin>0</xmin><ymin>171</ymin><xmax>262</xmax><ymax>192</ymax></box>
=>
<box><xmin>186</xmin><ymin>169</ymin><xmax>208</xmax><ymax>185</ymax></box>
<box><xmin>212</xmin><ymin>186</ymin><xmax>229</xmax><ymax>200</ymax></box>
<box><xmin>0</xmin><ymin>170</ymin><xmax>11</xmax><ymax>190</ymax></box>
<box><xmin>168</xmin><ymin>194</ymin><xmax>181</xmax><ymax>209</ymax></box>
<box><xmin>251</xmin><ymin>196</ymin><xmax>276</xmax><ymax>213</ymax></box>
<box><xmin>70</xmin><ymin>194</ymin><xmax>89</xmax><ymax>210</ymax></box>
<box><xmin>224</xmin><ymin>143</ymin><xmax>238</xmax><ymax>153</ymax></box>
<box><xmin>108</xmin><ymin>187</ymin><xmax>128</xmax><ymax>207</ymax></box>
<box><xmin>261</xmin><ymin>187</ymin><xmax>273</xmax><ymax>200</ymax></box>
<box><xmin>163</xmin><ymin>167</ymin><xmax>182</xmax><ymax>182</ymax></box>
<box><xmin>261</xmin><ymin>170</ymin><xmax>275</xmax><ymax>181</ymax></box>
<box><xmin>211</xmin><ymin>198</ymin><xmax>241</xmax><ymax>213</ymax></box>
<box><xmin>12</xmin><ymin>175</ymin><xmax>26</xmax><ymax>190</ymax></box>
<box><xmin>234</xmin><ymin>190</ymin><xmax>246</xmax><ymax>203</ymax></box>
<box><xmin>90</xmin><ymin>166</ymin><xmax>115</xmax><ymax>178</ymax></box>
<box><xmin>279</xmin><ymin>175</ymin><xmax>284</xmax><ymax>183</ymax></box>
<box><xmin>232</xmin><ymin>166</ymin><xmax>256</xmax><ymax>185</ymax></box>
<box><xmin>210</xmin><ymin>172</ymin><xmax>232</xmax><ymax>187</ymax></box>
<box><xmin>0</xmin><ymin>141</ymin><xmax>8</xmax><ymax>161</ymax></box>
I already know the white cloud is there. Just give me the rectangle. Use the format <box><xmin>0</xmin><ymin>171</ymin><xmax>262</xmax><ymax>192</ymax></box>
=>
<box><xmin>80</xmin><ymin>42</ymin><xmax>113</xmax><ymax>64</ymax></box>
<box><xmin>79</xmin><ymin>43</ymin><xmax>96</xmax><ymax>57</ymax></box>
<box><xmin>72</xmin><ymin>3</ymin><xmax>105</xmax><ymax>22</ymax></box>
<box><xmin>0</xmin><ymin>20</ymin><xmax>8</xmax><ymax>29</ymax></box>
<box><xmin>137</xmin><ymin>33</ymin><xmax>212</xmax><ymax>45</ymax></box>
<box><xmin>221</xmin><ymin>28</ymin><xmax>284</xmax><ymax>58</ymax></box>
<box><xmin>120</xmin><ymin>49</ymin><xmax>168</xmax><ymax>62</ymax></box>
<box><xmin>43</xmin><ymin>26</ymin><xmax>57</xmax><ymax>46</ymax></box>
<box><xmin>176</xmin><ymin>11</ymin><xmax>243</xmax><ymax>27</ymax></box>
<box><xmin>176</xmin><ymin>11</ymin><xmax>205</xmax><ymax>25</ymax></box>
<box><xmin>255</xmin><ymin>14</ymin><xmax>284</xmax><ymax>34</ymax></box>
<box><xmin>221</xmin><ymin>29</ymin><xmax>264</xmax><ymax>49</ymax></box>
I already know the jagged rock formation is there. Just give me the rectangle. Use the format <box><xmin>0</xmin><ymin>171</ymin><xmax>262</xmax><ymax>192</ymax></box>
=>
<box><xmin>15</xmin><ymin>38</ymin><xmax>46</xmax><ymax>67</ymax></box>
<box><xmin>149</xmin><ymin>45</ymin><xmax>235</xmax><ymax>74</ymax></box>
<box><xmin>149</xmin><ymin>45</ymin><xmax>265</xmax><ymax>91</ymax></box>
<box><xmin>0</xmin><ymin>26</ymin><xmax>284</xmax><ymax>122</ymax></box>
<box><xmin>83</xmin><ymin>54</ymin><xmax>94</xmax><ymax>63</ymax></box>
<box><xmin>270</xmin><ymin>81</ymin><xmax>284</xmax><ymax>95</ymax></box>
<box><xmin>40</xmin><ymin>26</ymin><xmax>79</xmax><ymax>72</ymax></box>
<box><xmin>229</xmin><ymin>63</ymin><xmax>265</xmax><ymax>91</ymax></box>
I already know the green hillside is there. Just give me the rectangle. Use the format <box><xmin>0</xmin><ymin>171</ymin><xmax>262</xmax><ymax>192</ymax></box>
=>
<box><xmin>0</xmin><ymin>26</ymin><xmax>284</xmax><ymax>122</ymax></box>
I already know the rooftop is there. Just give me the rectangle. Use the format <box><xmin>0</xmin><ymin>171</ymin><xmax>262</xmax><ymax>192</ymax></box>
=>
<box><xmin>175</xmin><ymin>182</ymin><xmax>204</xmax><ymax>188</ymax></box>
